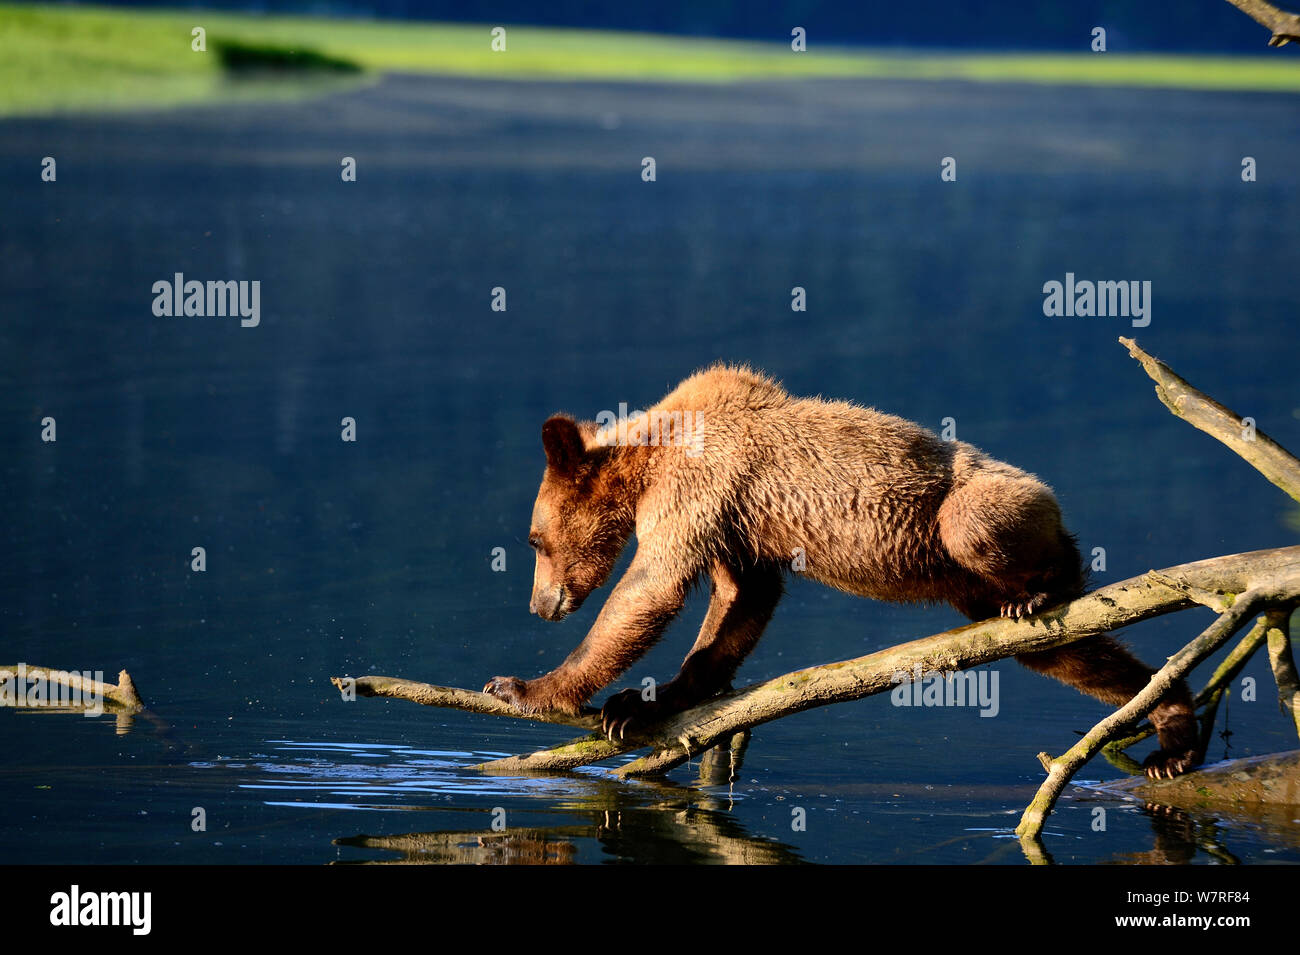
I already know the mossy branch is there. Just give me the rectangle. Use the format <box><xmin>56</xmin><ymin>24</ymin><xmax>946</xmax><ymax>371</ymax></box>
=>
<box><xmin>332</xmin><ymin>546</ymin><xmax>1300</xmax><ymax>775</ymax></box>
<box><xmin>1014</xmin><ymin>337</ymin><xmax>1300</xmax><ymax>845</ymax></box>
<box><xmin>611</xmin><ymin>549</ymin><xmax>1300</xmax><ymax>779</ymax></box>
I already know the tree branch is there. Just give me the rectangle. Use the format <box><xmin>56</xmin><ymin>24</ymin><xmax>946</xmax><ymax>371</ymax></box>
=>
<box><xmin>333</xmin><ymin>546</ymin><xmax>1300</xmax><ymax>774</ymax></box>
<box><xmin>0</xmin><ymin>665</ymin><xmax>143</xmax><ymax>712</ymax></box>
<box><xmin>1120</xmin><ymin>337</ymin><xmax>1300</xmax><ymax>503</ymax></box>
<box><xmin>611</xmin><ymin>551</ymin><xmax>1298</xmax><ymax>778</ymax></box>
<box><xmin>1194</xmin><ymin>614</ymin><xmax>1272</xmax><ymax>754</ymax></box>
<box><xmin>1224</xmin><ymin>0</ymin><xmax>1300</xmax><ymax>47</ymax></box>
<box><xmin>329</xmin><ymin>675</ymin><xmax>601</xmax><ymax>731</ymax></box>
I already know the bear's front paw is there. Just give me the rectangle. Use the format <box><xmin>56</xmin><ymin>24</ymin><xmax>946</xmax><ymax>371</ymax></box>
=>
<box><xmin>600</xmin><ymin>687</ymin><xmax>664</xmax><ymax>741</ymax></box>
<box><xmin>1142</xmin><ymin>746</ymin><xmax>1202</xmax><ymax>780</ymax></box>
<box><xmin>483</xmin><ymin>676</ymin><xmax>531</xmax><ymax>711</ymax></box>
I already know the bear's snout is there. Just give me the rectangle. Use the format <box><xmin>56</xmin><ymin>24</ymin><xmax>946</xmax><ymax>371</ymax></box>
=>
<box><xmin>531</xmin><ymin>585</ymin><xmax>569</xmax><ymax>621</ymax></box>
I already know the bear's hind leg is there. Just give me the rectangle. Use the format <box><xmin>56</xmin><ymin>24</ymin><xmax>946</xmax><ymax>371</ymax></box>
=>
<box><xmin>939</xmin><ymin>472</ymin><xmax>1200</xmax><ymax>778</ymax></box>
<box><xmin>1016</xmin><ymin>638</ymin><xmax>1201</xmax><ymax>778</ymax></box>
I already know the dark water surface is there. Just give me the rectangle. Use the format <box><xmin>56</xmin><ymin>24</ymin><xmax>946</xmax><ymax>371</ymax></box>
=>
<box><xmin>2</xmin><ymin>74</ymin><xmax>1298</xmax><ymax>864</ymax></box>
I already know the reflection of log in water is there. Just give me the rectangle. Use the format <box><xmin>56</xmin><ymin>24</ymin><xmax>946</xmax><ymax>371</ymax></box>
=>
<box><xmin>335</xmin><ymin>827</ymin><xmax>586</xmax><ymax>865</ymax></box>
<box><xmin>0</xmin><ymin>664</ymin><xmax>192</xmax><ymax>756</ymax></box>
<box><xmin>1116</xmin><ymin>805</ymin><xmax>1242</xmax><ymax>865</ymax></box>
<box><xmin>696</xmin><ymin>730</ymin><xmax>750</xmax><ymax>787</ymax></box>
<box><xmin>334</xmin><ymin>815</ymin><xmax>801</xmax><ymax>865</ymax></box>
<box><xmin>1085</xmin><ymin>750</ymin><xmax>1300</xmax><ymax>861</ymax></box>
<box><xmin>332</xmin><ymin>777</ymin><xmax>804</xmax><ymax>865</ymax></box>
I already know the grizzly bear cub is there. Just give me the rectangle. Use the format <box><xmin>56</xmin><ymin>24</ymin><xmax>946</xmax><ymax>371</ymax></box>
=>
<box><xmin>484</xmin><ymin>364</ymin><xmax>1201</xmax><ymax>779</ymax></box>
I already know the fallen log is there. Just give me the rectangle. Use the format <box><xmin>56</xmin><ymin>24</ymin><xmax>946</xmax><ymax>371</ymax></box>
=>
<box><xmin>1094</xmin><ymin>749</ymin><xmax>1300</xmax><ymax>807</ymax></box>
<box><xmin>0</xmin><ymin>664</ymin><xmax>144</xmax><ymax>713</ymax></box>
<box><xmin>332</xmin><ymin>544</ymin><xmax>1300</xmax><ymax>777</ymax></box>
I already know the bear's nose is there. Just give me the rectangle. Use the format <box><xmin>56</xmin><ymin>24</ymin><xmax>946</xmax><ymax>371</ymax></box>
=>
<box><xmin>530</xmin><ymin>588</ymin><xmax>565</xmax><ymax>620</ymax></box>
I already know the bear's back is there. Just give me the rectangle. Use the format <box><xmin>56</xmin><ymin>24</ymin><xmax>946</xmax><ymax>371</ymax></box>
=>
<box><xmin>642</xmin><ymin>365</ymin><xmax>991</xmax><ymax>600</ymax></box>
<box><xmin>652</xmin><ymin>363</ymin><xmax>952</xmax><ymax>475</ymax></box>
<box><xmin>653</xmin><ymin>363</ymin><xmax>790</xmax><ymax>418</ymax></box>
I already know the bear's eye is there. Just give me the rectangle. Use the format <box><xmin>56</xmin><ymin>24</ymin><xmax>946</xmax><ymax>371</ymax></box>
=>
<box><xmin>528</xmin><ymin>534</ymin><xmax>544</xmax><ymax>553</ymax></box>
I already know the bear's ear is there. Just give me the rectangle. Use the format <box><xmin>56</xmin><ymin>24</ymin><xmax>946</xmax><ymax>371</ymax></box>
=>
<box><xmin>541</xmin><ymin>414</ymin><xmax>587</xmax><ymax>476</ymax></box>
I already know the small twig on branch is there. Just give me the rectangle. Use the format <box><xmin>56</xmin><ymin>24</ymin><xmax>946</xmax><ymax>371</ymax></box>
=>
<box><xmin>1015</xmin><ymin>590</ymin><xmax>1266</xmax><ymax>841</ymax></box>
<box><xmin>1224</xmin><ymin>0</ymin><xmax>1300</xmax><ymax>46</ymax></box>
<box><xmin>1121</xmin><ymin>337</ymin><xmax>1300</xmax><ymax>504</ymax></box>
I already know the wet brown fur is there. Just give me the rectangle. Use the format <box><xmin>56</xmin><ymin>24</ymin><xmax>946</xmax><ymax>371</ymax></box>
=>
<box><xmin>484</xmin><ymin>365</ymin><xmax>1201</xmax><ymax>777</ymax></box>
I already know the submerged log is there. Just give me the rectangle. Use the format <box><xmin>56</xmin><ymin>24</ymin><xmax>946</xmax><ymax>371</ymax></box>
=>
<box><xmin>1095</xmin><ymin>749</ymin><xmax>1300</xmax><ymax>807</ymax></box>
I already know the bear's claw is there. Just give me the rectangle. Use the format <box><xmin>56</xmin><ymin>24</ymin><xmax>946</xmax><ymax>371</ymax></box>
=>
<box><xmin>600</xmin><ymin>687</ymin><xmax>659</xmax><ymax>741</ymax></box>
<box><xmin>483</xmin><ymin>675</ymin><xmax>529</xmax><ymax>709</ymax></box>
<box><xmin>1000</xmin><ymin>592</ymin><xmax>1049</xmax><ymax>620</ymax></box>
<box><xmin>1142</xmin><ymin>747</ymin><xmax>1202</xmax><ymax>780</ymax></box>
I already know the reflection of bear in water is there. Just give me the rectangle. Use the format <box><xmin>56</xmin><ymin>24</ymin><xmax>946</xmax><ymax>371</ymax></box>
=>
<box><xmin>484</xmin><ymin>365</ymin><xmax>1201</xmax><ymax>779</ymax></box>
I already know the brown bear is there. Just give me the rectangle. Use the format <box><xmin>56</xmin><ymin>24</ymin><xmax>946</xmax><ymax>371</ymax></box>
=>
<box><xmin>484</xmin><ymin>364</ymin><xmax>1201</xmax><ymax>779</ymax></box>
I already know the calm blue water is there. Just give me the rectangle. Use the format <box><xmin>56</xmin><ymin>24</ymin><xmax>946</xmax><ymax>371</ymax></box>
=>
<box><xmin>2</xmin><ymin>74</ymin><xmax>1298</xmax><ymax>863</ymax></box>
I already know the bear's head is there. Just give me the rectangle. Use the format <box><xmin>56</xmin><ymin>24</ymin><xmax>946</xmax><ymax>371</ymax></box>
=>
<box><xmin>528</xmin><ymin>414</ymin><xmax>635</xmax><ymax>621</ymax></box>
